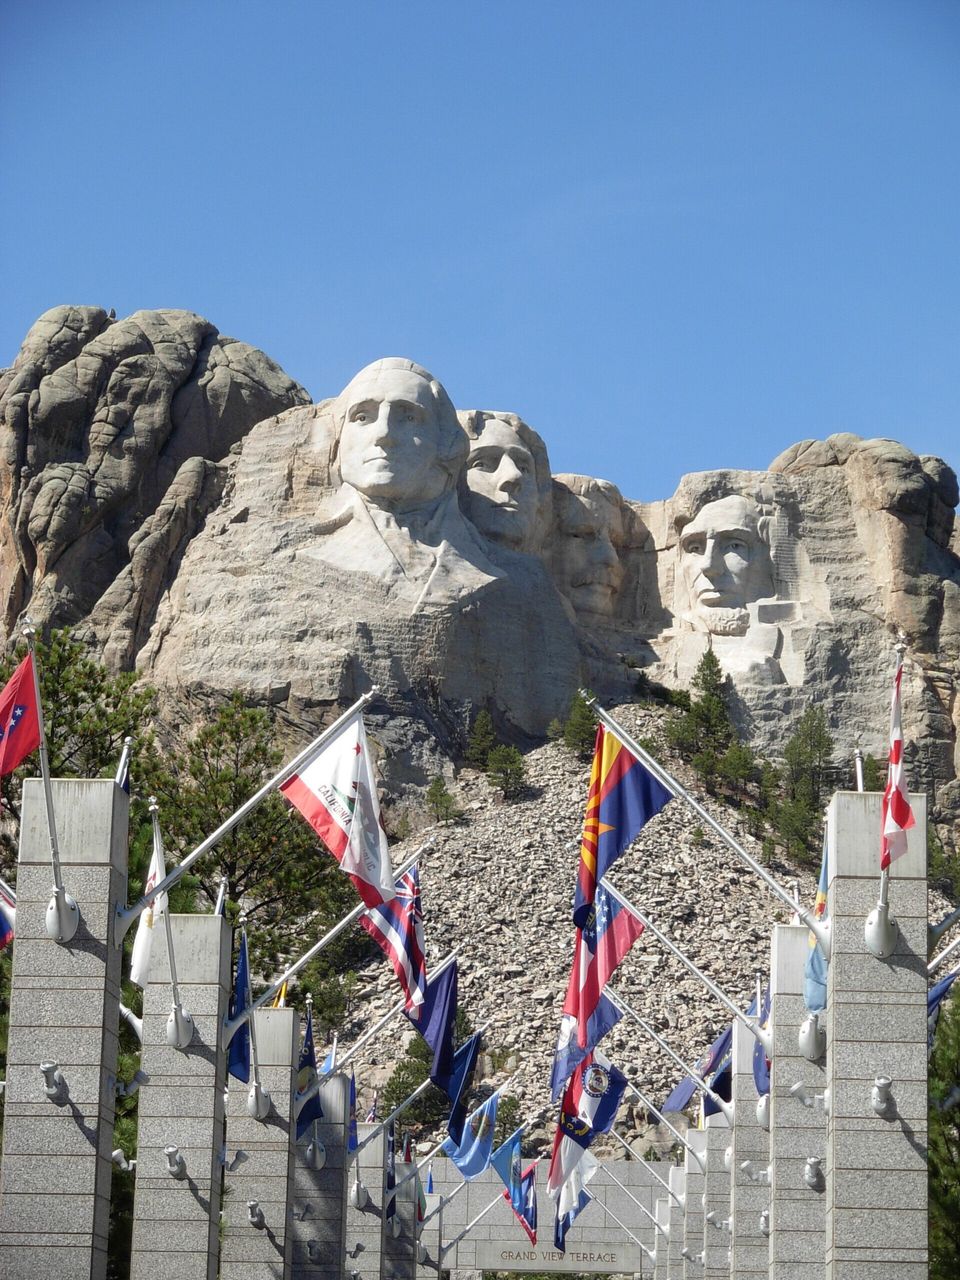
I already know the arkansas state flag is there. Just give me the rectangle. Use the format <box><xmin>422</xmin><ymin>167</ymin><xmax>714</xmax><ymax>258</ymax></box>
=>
<box><xmin>0</xmin><ymin>654</ymin><xmax>41</xmax><ymax>777</ymax></box>
<box><xmin>280</xmin><ymin>713</ymin><xmax>395</xmax><ymax>908</ymax></box>
<box><xmin>564</xmin><ymin>883</ymin><xmax>644</xmax><ymax>1048</ymax></box>
<box><xmin>360</xmin><ymin>866</ymin><xmax>427</xmax><ymax>1011</ymax></box>
<box><xmin>573</xmin><ymin>724</ymin><xmax>671</xmax><ymax>928</ymax></box>
<box><xmin>880</xmin><ymin>654</ymin><xmax>916</xmax><ymax>870</ymax></box>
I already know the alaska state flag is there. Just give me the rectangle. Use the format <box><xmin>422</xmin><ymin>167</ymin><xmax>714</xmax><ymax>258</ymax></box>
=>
<box><xmin>439</xmin><ymin>1032</ymin><xmax>482</xmax><ymax>1145</ymax></box>
<box><xmin>804</xmin><ymin>833</ymin><xmax>829</xmax><ymax>1013</ymax></box>
<box><xmin>573</xmin><ymin>724</ymin><xmax>671</xmax><ymax>929</ymax></box>
<box><xmin>564</xmin><ymin>884</ymin><xmax>645</xmax><ymax>1049</ymax></box>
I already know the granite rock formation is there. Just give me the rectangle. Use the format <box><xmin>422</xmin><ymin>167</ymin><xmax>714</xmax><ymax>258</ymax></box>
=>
<box><xmin>1</xmin><ymin>311</ymin><xmax>958</xmax><ymax>814</ymax></box>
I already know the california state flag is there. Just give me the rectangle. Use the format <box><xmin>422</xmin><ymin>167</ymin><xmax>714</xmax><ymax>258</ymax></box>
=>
<box><xmin>281</xmin><ymin>714</ymin><xmax>396</xmax><ymax>908</ymax></box>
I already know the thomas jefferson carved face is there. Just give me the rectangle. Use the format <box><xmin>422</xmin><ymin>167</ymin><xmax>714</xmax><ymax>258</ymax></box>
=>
<box><xmin>550</xmin><ymin>476</ymin><xmax>625</xmax><ymax>618</ymax></box>
<box><xmin>336</xmin><ymin>360</ymin><xmax>465</xmax><ymax>512</ymax></box>
<box><xmin>678</xmin><ymin>495</ymin><xmax>773</xmax><ymax>631</ymax></box>
<box><xmin>461</xmin><ymin>417</ymin><xmax>540</xmax><ymax>549</ymax></box>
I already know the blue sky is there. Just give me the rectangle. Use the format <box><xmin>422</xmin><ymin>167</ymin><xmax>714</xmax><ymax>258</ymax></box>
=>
<box><xmin>2</xmin><ymin>1</ymin><xmax>958</xmax><ymax>502</ymax></box>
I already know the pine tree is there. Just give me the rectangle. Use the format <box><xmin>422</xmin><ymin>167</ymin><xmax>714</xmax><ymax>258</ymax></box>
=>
<box><xmin>486</xmin><ymin>745</ymin><xmax>526</xmax><ymax>800</ymax></box>
<box><xmin>665</xmin><ymin>648</ymin><xmax>735</xmax><ymax>790</ymax></box>
<box><xmin>466</xmin><ymin>709</ymin><xmax>497</xmax><ymax>768</ymax></box>
<box><xmin>426</xmin><ymin>776</ymin><xmax>460</xmax><ymax>823</ymax></box>
<box><xmin>562</xmin><ymin>691</ymin><xmax>598</xmax><ymax>759</ymax></box>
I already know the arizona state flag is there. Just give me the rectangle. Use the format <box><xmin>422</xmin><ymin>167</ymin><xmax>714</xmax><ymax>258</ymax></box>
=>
<box><xmin>573</xmin><ymin>725</ymin><xmax>671</xmax><ymax>928</ymax></box>
<box><xmin>0</xmin><ymin>655</ymin><xmax>41</xmax><ymax>777</ymax></box>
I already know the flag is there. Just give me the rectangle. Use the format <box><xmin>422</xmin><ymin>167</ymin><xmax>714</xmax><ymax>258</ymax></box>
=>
<box><xmin>0</xmin><ymin>887</ymin><xmax>14</xmax><ymax>952</ymax></box>
<box><xmin>703</xmin><ymin>1041</ymin><xmax>733</xmax><ymax>1118</ymax></box>
<box><xmin>564</xmin><ymin>884</ymin><xmax>644</xmax><ymax>1048</ymax></box>
<box><xmin>491</xmin><ymin>1125</ymin><xmax>524</xmax><ymax>1211</ymax></box>
<box><xmin>442</xmin><ymin>1092</ymin><xmax>499</xmax><ymax>1179</ymax></box>
<box><xmin>929</xmin><ymin>969</ymin><xmax>959</xmax><ymax>1057</ymax></box>
<box><xmin>272</xmin><ymin>980</ymin><xmax>288</xmax><ymax>1009</ymax></box>
<box><xmin>547</xmin><ymin>1051</ymin><xmax>626</xmax><ymax>1216</ymax></box>
<box><xmin>439</xmin><ymin>1032</ymin><xmax>482</xmax><ymax>1144</ymax></box>
<box><xmin>805</xmin><ymin>832</ymin><xmax>829</xmax><ymax>1012</ymax></box>
<box><xmin>360</xmin><ymin>867</ymin><xmax>427</xmax><ymax>1012</ymax></box>
<box><xmin>553</xmin><ymin>1154</ymin><xmax>596</xmax><ymax>1252</ymax></box>
<box><xmin>550</xmin><ymin>991</ymin><xmax>623</xmax><ymax>1100</ymax></box>
<box><xmin>384</xmin><ymin>1121</ymin><xmax>397</xmax><ymax>1222</ymax></box>
<box><xmin>662</xmin><ymin>1020</ymin><xmax>735</xmax><ymax>1113</ymax></box>
<box><xmin>280</xmin><ymin>712</ymin><xmax>396</xmax><ymax>908</ymax></box>
<box><xmin>403</xmin><ymin>1135</ymin><xmax>427</xmax><ymax>1222</ymax></box>
<box><xmin>507</xmin><ymin>1161</ymin><xmax>538</xmax><ymax>1245</ymax></box>
<box><xmin>880</xmin><ymin>653</ymin><xmax>916</xmax><ymax>870</ymax></box>
<box><xmin>426</xmin><ymin>1162</ymin><xmax>434</xmax><ymax>1195</ymax></box>
<box><xmin>753</xmin><ymin>987</ymin><xmax>772</xmax><ymax>1097</ymax></box>
<box><xmin>227</xmin><ymin>931</ymin><xmax>251</xmax><ymax>1083</ymax></box>
<box><xmin>404</xmin><ymin>961</ymin><xmax>457</xmax><ymax>1085</ymax></box>
<box><xmin>295</xmin><ymin>1006</ymin><xmax>324</xmax><ymax>1139</ymax></box>
<box><xmin>129</xmin><ymin>833</ymin><xmax>168</xmax><ymax>988</ymax></box>
<box><xmin>365</xmin><ymin>1090</ymin><xmax>379</xmax><ymax>1124</ymax></box>
<box><xmin>573</xmin><ymin>724</ymin><xmax>671</xmax><ymax>928</ymax></box>
<box><xmin>0</xmin><ymin>654</ymin><xmax>41</xmax><ymax>777</ymax></box>
<box><xmin>347</xmin><ymin>1070</ymin><xmax>358</xmax><ymax>1152</ymax></box>
<box><xmin>320</xmin><ymin>1041</ymin><xmax>337</xmax><ymax>1075</ymax></box>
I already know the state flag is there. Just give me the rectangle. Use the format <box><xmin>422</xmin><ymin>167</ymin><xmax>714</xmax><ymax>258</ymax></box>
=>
<box><xmin>280</xmin><ymin>713</ymin><xmax>395</xmax><ymax>908</ymax></box>
<box><xmin>552</xmin><ymin>1153</ymin><xmax>596</xmax><ymax>1252</ymax></box>
<box><xmin>442</xmin><ymin>1092</ymin><xmax>499</xmax><ymax>1179</ymax></box>
<box><xmin>295</xmin><ymin>1006</ymin><xmax>324</xmax><ymax>1139</ymax></box>
<box><xmin>0</xmin><ymin>654</ymin><xmax>41</xmax><ymax>777</ymax></box>
<box><xmin>491</xmin><ymin>1125</ymin><xmax>524</xmax><ymax>1211</ymax></box>
<box><xmin>439</xmin><ymin>1032</ymin><xmax>482</xmax><ymax>1145</ymax></box>
<box><xmin>360</xmin><ymin>867</ymin><xmax>427</xmax><ymax>1011</ymax></box>
<box><xmin>880</xmin><ymin>653</ymin><xmax>916</xmax><ymax>870</ymax></box>
<box><xmin>550</xmin><ymin>991</ymin><xmax>623</xmax><ymax>1100</ymax></box>
<box><xmin>403</xmin><ymin>961</ymin><xmax>457</xmax><ymax>1085</ymax></box>
<box><xmin>564</xmin><ymin>883</ymin><xmax>644</xmax><ymax>1048</ymax></box>
<box><xmin>130</xmin><ymin>835</ymin><xmax>168</xmax><ymax>989</ymax></box>
<box><xmin>547</xmin><ymin>1050</ymin><xmax>626</xmax><ymax>1211</ymax></box>
<box><xmin>573</xmin><ymin>724</ymin><xmax>671</xmax><ymax>928</ymax></box>
<box><xmin>804</xmin><ymin>832</ymin><xmax>830</xmax><ymax>1012</ymax></box>
<box><xmin>0</xmin><ymin>887</ymin><xmax>14</xmax><ymax>952</ymax></box>
<box><xmin>509</xmin><ymin>1161</ymin><xmax>538</xmax><ymax>1245</ymax></box>
<box><xmin>227</xmin><ymin>931</ymin><xmax>251</xmax><ymax>1083</ymax></box>
<box><xmin>347</xmin><ymin>1069</ymin><xmax>359</xmax><ymax>1152</ymax></box>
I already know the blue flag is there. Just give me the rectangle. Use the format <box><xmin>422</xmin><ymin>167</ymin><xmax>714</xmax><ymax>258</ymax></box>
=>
<box><xmin>347</xmin><ymin>1070</ymin><xmax>358</xmax><ymax>1152</ymax></box>
<box><xmin>442</xmin><ymin>1092</ymin><xmax>499</xmax><ymax>1178</ymax></box>
<box><xmin>555</xmin><ymin>1187</ymin><xmax>591</xmax><ymax>1252</ymax></box>
<box><xmin>404</xmin><ymin>961</ymin><xmax>458</xmax><ymax>1085</ymax></box>
<box><xmin>426</xmin><ymin>1163</ymin><xmax>434</xmax><ymax>1195</ymax></box>
<box><xmin>384</xmin><ymin>1121</ymin><xmax>396</xmax><ymax>1221</ymax></box>
<box><xmin>295</xmin><ymin>1007</ymin><xmax>324</xmax><ymax>1139</ymax></box>
<box><xmin>929</xmin><ymin>969</ymin><xmax>959</xmax><ymax>1057</ymax></box>
<box><xmin>550</xmin><ymin>992</ymin><xmax>622</xmax><ymax>1100</ymax></box>
<box><xmin>227</xmin><ymin>931</ymin><xmax>251</xmax><ymax>1083</ymax></box>
<box><xmin>491</xmin><ymin>1126</ymin><xmax>525</xmax><ymax>1212</ymax></box>
<box><xmin>753</xmin><ymin>987</ymin><xmax>771</xmax><ymax>1097</ymax></box>
<box><xmin>804</xmin><ymin>834</ymin><xmax>829</xmax><ymax>1013</ymax></box>
<box><xmin>662</xmin><ymin>1021</ymin><xmax>731</xmax><ymax>1114</ymax></box>
<box><xmin>439</xmin><ymin>1032</ymin><xmax>481</xmax><ymax>1144</ymax></box>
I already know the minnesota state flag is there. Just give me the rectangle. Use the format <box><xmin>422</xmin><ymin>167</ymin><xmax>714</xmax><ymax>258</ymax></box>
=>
<box><xmin>573</xmin><ymin>725</ymin><xmax>672</xmax><ymax>928</ymax></box>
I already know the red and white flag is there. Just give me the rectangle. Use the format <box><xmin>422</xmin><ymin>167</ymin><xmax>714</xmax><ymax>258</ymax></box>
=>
<box><xmin>359</xmin><ymin>866</ymin><xmax>427</xmax><ymax>1011</ymax></box>
<box><xmin>280</xmin><ymin>713</ymin><xmax>396</xmax><ymax>908</ymax></box>
<box><xmin>0</xmin><ymin>654</ymin><xmax>41</xmax><ymax>777</ymax></box>
<box><xmin>880</xmin><ymin>653</ymin><xmax>916</xmax><ymax>870</ymax></box>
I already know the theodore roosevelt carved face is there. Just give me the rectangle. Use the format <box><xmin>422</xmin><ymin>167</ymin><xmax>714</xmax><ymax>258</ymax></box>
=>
<box><xmin>335</xmin><ymin>358</ymin><xmax>467</xmax><ymax>512</ymax></box>
<box><xmin>677</xmin><ymin>494</ymin><xmax>774</xmax><ymax>633</ymax></box>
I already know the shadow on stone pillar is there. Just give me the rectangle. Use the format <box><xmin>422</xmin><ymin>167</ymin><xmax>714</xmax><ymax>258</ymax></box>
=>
<box><xmin>681</xmin><ymin>1129</ymin><xmax>706</xmax><ymax>1278</ymax></box>
<box><xmin>730</xmin><ymin>1017</ymin><xmax>769</xmax><ymax>1280</ymax></box>
<box><xmin>0</xmin><ymin>779</ymin><xmax>128</xmax><ymax>1280</ymax></box>
<box><xmin>289</xmin><ymin>1072</ymin><xmax>350</xmax><ymax>1279</ymax></box>
<box><xmin>701</xmin><ymin>1111</ymin><xmax>730</xmax><ymax>1277</ymax></box>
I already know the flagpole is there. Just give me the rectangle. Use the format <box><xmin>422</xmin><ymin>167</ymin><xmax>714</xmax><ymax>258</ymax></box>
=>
<box><xmin>113</xmin><ymin>687</ymin><xmax>382</xmax><ymax>945</ymax></box>
<box><xmin>603</xmin><ymin>1165</ymin><xmax>666</xmax><ymax>1239</ymax></box>
<box><xmin>114</xmin><ymin>735</ymin><xmax>133</xmax><ymax>787</ymax></box>
<box><xmin>440</xmin><ymin>1182</ymin><xmax>518</xmax><ymax>1258</ymax></box>
<box><xmin>354</xmin><ymin>1079</ymin><xmax>433</xmax><ymax>1153</ymax></box>
<box><xmin>930</xmin><ymin>905</ymin><xmax>960</xmax><ymax>958</ymax></box>
<box><xmin>610</xmin><ymin>1128</ymin><xmax>685</xmax><ymax>1202</ymax></box>
<box><xmin>0</xmin><ymin>873</ymin><xmax>16</xmax><ymax>903</ymax></box>
<box><xmin>418</xmin><ymin>1108</ymin><xmax>544</xmax><ymax>1225</ymax></box>
<box><xmin>617</xmin><ymin>1081</ymin><xmax>705</xmax><ymax>1175</ymax></box>
<box><xmin>239</xmin><ymin>921</ymin><xmax>272</xmax><ymax>1120</ymax></box>
<box><xmin>601</xmin><ymin>1196</ymin><xmax>657</xmax><ymax>1264</ymax></box>
<box><xmin>929</xmin><ymin>932</ymin><xmax>960</xmax><ymax>977</ymax></box>
<box><xmin>149</xmin><ymin>797</ymin><xmax>194</xmax><ymax>1051</ymax></box>
<box><xmin>420</xmin><ymin>1175</ymin><xmax>467</xmax><ymax>1223</ymax></box>
<box><xmin>865</xmin><ymin>643</ymin><xmax>910</xmax><ymax>959</ymax></box>
<box><xmin>585</xmin><ymin>693</ymin><xmax>831</xmax><ymax>960</ymax></box>
<box><xmin>608</xmin><ymin>990</ymin><xmax>734</xmax><ymax>1125</ymax></box>
<box><xmin>22</xmin><ymin>621</ymin><xmax>78</xmax><ymax>944</ymax></box>
<box><xmin>337</xmin><ymin>948</ymin><xmax>460</xmax><ymax>1071</ymax></box>
<box><xmin>602</xmin><ymin>877</ymin><xmax>772</xmax><ymax>1055</ymax></box>
<box><xmin>221</xmin><ymin>845</ymin><xmax>425</xmax><ymax>1048</ymax></box>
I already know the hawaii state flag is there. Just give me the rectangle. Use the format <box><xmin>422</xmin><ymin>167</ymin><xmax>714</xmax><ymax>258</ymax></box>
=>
<box><xmin>880</xmin><ymin>654</ymin><xmax>916</xmax><ymax>870</ymax></box>
<box><xmin>0</xmin><ymin>654</ymin><xmax>41</xmax><ymax>777</ymax></box>
<box><xmin>573</xmin><ymin>724</ymin><xmax>671</xmax><ymax>929</ymax></box>
<box><xmin>360</xmin><ymin>867</ymin><xmax>427</xmax><ymax>1011</ymax></box>
<box><xmin>280</xmin><ymin>713</ymin><xmax>396</xmax><ymax>908</ymax></box>
<box><xmin>564</xmin><ymin>883</ymin><xmax>644</xmax><ymax>1048</ymax></box>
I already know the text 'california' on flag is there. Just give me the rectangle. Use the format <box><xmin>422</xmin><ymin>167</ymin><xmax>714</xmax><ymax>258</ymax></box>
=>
<box><xmin>880</xmin><ymin>652</ymin><xmax>916</xmax><ymax>870</ymax></box>
<box><xmin>573</xmin><ymin>723</ymin><xmax>671</xmax><ymax>929</ymax></box>
<box><xmin>0</xmin><ymin>654</ymin><xmax>41</xmax><ymax>777</ymax></box>
<box><xmin>564</xmin><ymin>883</ymin><xmax>644</xmax><ymax>1049</ymax></box>
<box><xmin>360</xmin><ymin>866</ymin><xmax>427</xmax><ymax>1011</ymax></box>
<box><xmin>280</xmin><ymin>712</ymin><xmax>396</xmax><ymax>908</ymax></box>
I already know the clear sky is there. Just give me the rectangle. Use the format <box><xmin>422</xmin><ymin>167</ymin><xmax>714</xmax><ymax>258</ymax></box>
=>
<box><xmin>2</xmin><ymin>1</ymin><xmax>958</xmax><ymax>503</ymax></box>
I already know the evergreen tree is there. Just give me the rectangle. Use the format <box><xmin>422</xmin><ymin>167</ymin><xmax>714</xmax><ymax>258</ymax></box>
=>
<box><xmin>466</xmin><ymin>709</ymin><xmax>497</xmax><ymax>768</ymax></box>
<box><xmin>665</xmin><ymin>648</ymin><xmax>735</xmax><ymax>790</ymax></box>
<box><xmin>426</xmin><ymin>776</ymin><xmax>460</xmax><ymax>823</ymax></box>
<box><xmin>486</xmin><ymin>745</ymin><xmax>526</xmax><ymax>800</ymax></box>
<box><xmin>774</xmin><ymin>706</ymin><xmax>833</xmax><ymax>859</ymax></box>
<box><xmin>380</xmin><ymin>1007</ymin><xmax>473</xmax><ymax>1129</ymax></box>
<box><xmin>562</xmin><ymin>691</ymin><xmax>598</xmax><ymax>759</ymax></box>
<box><xmin>929</xmin><ymin>986</ymin><xmax>960</xmax><ymax>1278</ymax></box>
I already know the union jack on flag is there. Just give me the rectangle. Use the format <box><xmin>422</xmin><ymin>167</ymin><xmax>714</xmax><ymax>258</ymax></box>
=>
<box><xmin>359</xmin><ymin>866</ymin><xmax>427</xmax><ymax>1012</ymax></box>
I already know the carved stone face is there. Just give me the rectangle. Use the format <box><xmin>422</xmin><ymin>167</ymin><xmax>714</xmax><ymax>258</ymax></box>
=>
<box><xmin>461</xmin><ymin>417</ymin><xmax>540</xmax><ymax>549</ymax></box>
<box><xmin>678</xmin><ymin>495</ymin><xmax>773</xmax><ymax>626</ymax></box>
<box><xmin>338</xmin><ymin>365</ymin><xmax>449</xmax><ymax>510</ymax></box>
<box><xmin>551</xmin><ymin>478</ymin><xmax>624</xmax><ymax>617</ymax></box>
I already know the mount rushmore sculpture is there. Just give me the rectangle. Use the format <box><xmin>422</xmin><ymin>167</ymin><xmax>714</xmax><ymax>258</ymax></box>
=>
<box><xmin>2</xmin><ymin>306</ymin><xmax>959</xmax><ymax>809</ymax></box>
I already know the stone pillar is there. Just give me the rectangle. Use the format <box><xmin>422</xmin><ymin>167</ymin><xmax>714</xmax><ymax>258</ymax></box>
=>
<box><xmin>729</xmin><ymin>1018</ymin><xmax>768</xmax><ymax>1280</ymax></box>
<box><xmin>0</xmin><ymin>779</ymin><xmax>128</xmax><ymax>1280</ymax></box>
<box><xmin>221</xmin><ymin>1008</ymin><xmax>298</xmax><ymax>1279</ymax></box>
<box><xmin>653</xmin><ymin>1196</ymin><xmax>670</xmax><ymax>1280</ymax></box>
<box><xmin>667</xmin><ymin>1165</ymin><xmax>686</xmax><ymax>1278</ymax></box>
<box><xmin>700</xmin><ymin>1112</ymin><xmax>730</xmax><ymax>1278</ymax></box>
<box><xmin>382</xmin><ymin>1134</ymin><xmax>417</xmax><ymax>1280</ymax></box>
<box><xmin>288</xmin><ymin>1072</ymin><xmax>350</xmax><ymax>1279</ymax></box>
<box><xmin>824</xmin><ymin>792</ymin><xmax>927</xmax><ymax>1280</ymax></box>
<box><xmin>130</xmin><ymin>913</ymin><xmax>231</xmax><ymax>1280</ymax></box>
<box><xmin>344</xmin><ymin>1122</ymin><xmax>386</xmax><ymax>1280</ymax></box>
<box><xmin>768</xmin><ymin>923</ymin><xmax>827</xmax><ymax>1280</ymax></box>
<box><xmin>681</xmin><ymin>1129</ymin><xmax>706</xmax><ymax>1279</ymax></box>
